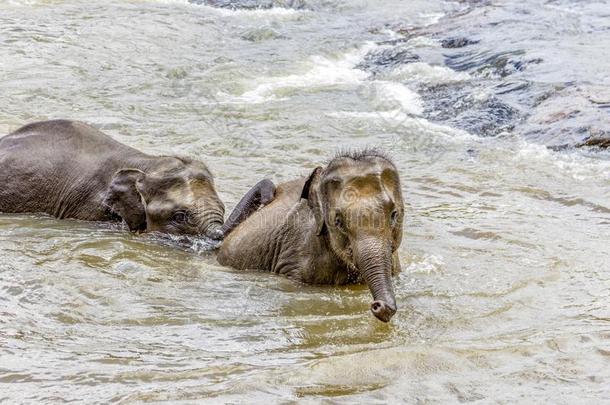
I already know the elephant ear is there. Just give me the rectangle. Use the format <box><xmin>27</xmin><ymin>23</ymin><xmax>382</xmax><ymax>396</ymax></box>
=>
<box><xmin>301</xmin><ymin>166</ymin><xmax>327</xmax><ymax>236</ymax></box>
<box><xmin>105</xmin><ymin>168</ymin><xmax>147</xmax><ymax>232</ymax></box>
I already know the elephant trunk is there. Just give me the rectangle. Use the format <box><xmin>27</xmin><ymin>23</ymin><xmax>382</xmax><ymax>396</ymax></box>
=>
<box><xmin>353</xmin><ymin>236</ymin><xmax>397</xmax><ymax>322</ymax></box>
<box><xmin>205</xmin><ymin>221</ymin><xmax>224</xmax><ymax>241</ymax></box>
<box><xmin>199</xmin><ymin>198</ymin><xmax>225</xmax><ymax>241</ymax></box>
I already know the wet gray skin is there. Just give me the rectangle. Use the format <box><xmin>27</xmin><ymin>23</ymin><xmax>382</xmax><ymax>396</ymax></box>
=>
<box><xmin>0</xmin><ymin>0</ymin><xmax>609</xmax><ymax>403</ymax></box>
<box><xmin>0</xmin><ymin>120</ymin><xmax>225</xmax><ymax>239</ymax></box>
<box><xmin>219</xmin><ymin>151</ymin><xmax>404</xmax><ymax>323</ymax></box>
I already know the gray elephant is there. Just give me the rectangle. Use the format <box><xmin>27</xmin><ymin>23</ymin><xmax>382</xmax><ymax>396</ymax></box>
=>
<box><xmin>218</xmin><ymin>150</ymin><xmax>404</xmax><ymax>322</ymax></box>
<box><xmin>0</xmin><ymin>119</ymin><xmax>234</xmax><ymax>239</ymax></box>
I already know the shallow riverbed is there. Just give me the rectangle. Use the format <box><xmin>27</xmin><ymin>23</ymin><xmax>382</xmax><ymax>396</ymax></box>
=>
<box><xmin>1</xmin><ymin>0</ymin><xmax>609</xmax><ymax>402</ymax></box>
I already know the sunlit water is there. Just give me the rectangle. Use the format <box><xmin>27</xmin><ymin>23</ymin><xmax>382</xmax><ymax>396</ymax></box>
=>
<box><xmin>1</xmin><ymin>0</ymin><xmax>609</xmax><ymax>402</ymax></box>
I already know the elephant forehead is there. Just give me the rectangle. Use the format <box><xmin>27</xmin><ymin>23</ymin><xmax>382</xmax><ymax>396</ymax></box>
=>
<box><xmin>327</xmin><ymin>158</ymin><xmax>392</xmax><ymax>179</ymax></box>
<box><xmin>166</xmin><ymin>179</ymin><xmax>209</xmax><ymax>205</ymax></box>
<box><xmin>327</xmin><ymin>163</ymin><xmax>400</xmax><ymax>197</ymax></box>
<box><xmin>337</xmin><ymin>178</ymin><xmax>398</xmax><ymax>208</ymax></box>
<box><xmin>337</xmin><ymin>173</ymin><xmax>385</xmax><ymax>194</ymax></box>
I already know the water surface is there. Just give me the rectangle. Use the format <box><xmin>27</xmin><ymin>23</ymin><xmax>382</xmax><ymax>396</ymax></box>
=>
<box><xmin>1</xmin><ymin>0</ymin><xmax>609</xmax><ymax>402</ymax></box>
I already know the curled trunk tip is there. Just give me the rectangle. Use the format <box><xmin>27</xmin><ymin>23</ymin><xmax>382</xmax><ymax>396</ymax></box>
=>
<box><xmin>353</xmin><ymin>236</ymin><xmax>397</xmax><ymax>322</ymax></box>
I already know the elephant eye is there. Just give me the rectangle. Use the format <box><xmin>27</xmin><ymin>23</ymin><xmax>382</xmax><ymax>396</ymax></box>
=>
<box><xmin>172</xmin><ymin>211</ymin><xmax>188</xmax><ymax>224</ymax></box>
<box><xmin>390</xmin><ymin>210</ymin><xmax>399</xmax><ymax>226</ymax></box>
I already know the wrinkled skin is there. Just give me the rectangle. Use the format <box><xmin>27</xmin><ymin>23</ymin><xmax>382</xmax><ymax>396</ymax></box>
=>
<box><xmin>0</xmin><ymin>120</ymin><xmax>225</xmax><ymax>239</ymax></box>
<box><xmin>219</xmin><ymin>152</ymin><xmax>404</xmax><ymax>322</ymax></box>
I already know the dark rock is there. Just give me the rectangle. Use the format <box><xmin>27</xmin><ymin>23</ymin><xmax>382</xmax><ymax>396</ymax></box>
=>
<box><xmin>423</xmin><ymin>83</ymin><xmax>520</xmax><ymax>137</ymax></box>
<box><xmin>576</xmin><ymin>136</ymin><xmax>610</xmax><ymax>149</ymax></box>
<box><xmin>441</xmin><ymin>37</ymin><xmax>479</xmax><ymax>48</ymax></box>
<box><xmin>356</xmin><ymin>47</ymin><xmax>420</xmax><ymax>76</ymax></box>
<box><xmin>190</xmin><ymin>0</ymin><xmax>306</xmax><ymax>9</ymax></box>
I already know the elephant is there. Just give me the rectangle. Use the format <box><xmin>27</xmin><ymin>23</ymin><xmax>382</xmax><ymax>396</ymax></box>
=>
<box><xmin>218</xmin><ymin>150</ymin><xmax>404</xmax><ymax>322</ymax></box>
<box><xmin>0</xmin><ymin>119</ymin><xmax>236</xmax><ymax>240</ymax></box>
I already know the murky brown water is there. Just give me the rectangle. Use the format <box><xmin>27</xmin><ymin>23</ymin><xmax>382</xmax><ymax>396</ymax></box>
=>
<box><xmin>1</xmin><ymin>0</ymin><xmax>609</xmax><ymax>403</ymax></box>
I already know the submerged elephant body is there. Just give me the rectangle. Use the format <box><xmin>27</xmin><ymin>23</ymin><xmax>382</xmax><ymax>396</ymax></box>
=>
<box><xmin>219</xmin><ymin>151</ymin><xmax>404</xmax><ymax>322</ymax></box>
<box><xmin>1</xmin><ymin>123</ymin><xmax>404</xmax><ymax>321</ymax></box>
<box><xmin>0</xmin><ymin>120</ymin><xmax>225</xmax><ymax>238</ymax></box>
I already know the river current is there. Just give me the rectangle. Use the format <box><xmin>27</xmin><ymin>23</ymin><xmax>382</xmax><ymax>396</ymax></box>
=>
<box><xmin>1</xmin><ymin>0</ymin><xmax>609</xmax><ymax>403</ymax></box>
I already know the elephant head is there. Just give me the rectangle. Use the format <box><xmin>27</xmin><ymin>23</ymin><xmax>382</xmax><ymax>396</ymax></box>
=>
<box><xmin>302</xmin><ymin>151</ymin><xmax>404</xmax><ymax>322</ymax></box>
<box><xmin>105</xmin><ymin>156</ymin><xmax>225</xmax><ymax>239</ymax></box>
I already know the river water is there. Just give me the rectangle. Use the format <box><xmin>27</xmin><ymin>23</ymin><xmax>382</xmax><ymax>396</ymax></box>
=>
<box><xmin>1</xmin><ymin>0</ymin><xmax>609</xmax><ymax>403</ymax></box>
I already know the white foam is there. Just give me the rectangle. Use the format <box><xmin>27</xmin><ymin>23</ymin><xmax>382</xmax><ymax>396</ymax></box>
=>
<box><xmin>418</xmin><ymin>12</ymin><xmax>445</xmax><ymax>26</ymax></box>
<box><xmin>379</xmin><ymin>29</ymin><xmax>405</xmax><ymax>41</ymax></box>
<box><xmin>385</xmin><ymin>62</ymin><xmax>470</xmax><ymax>85</ymax></box>
<box><xmin>142</xmin><ymin>0</ymin><xmax>190</xmax><ymax>4</ymax></box>
<box><xmin>329</xmin><ymin>76</ymin><xmax>472</xmax><ymax>141</ymax></box>
<box><xmin>3</xmin><ymin>0</ymin><xmax>47</xmax><ymax>5</ymax></box>
<box><xmin>516</xmin><ymin>141</ymin><xmax>610</xmax><ymax>181</ymax></box>
<box><xmin>328</xmin><ymin>110</ymin><xmax>470</xmax><ymax>140</ymax></box>
<box><xmin>406</xmin><ymin>36</ymin><xmax>441</xmax><ymax>48</ymax></box>
<box><xmin>370</xmin><ymin>81</ymin><xmax>423</xmax><ymax>116</ymax></box>
<box><xmin>211</xmin><ymin>5</ymin><xmax>301</xmax><ymax>17</ymax></box>
<box><xmin>223</xmin><ymin>38</ymin><xmax>469</xmax><ymax>144</ymax></box>
<box><xmin>404</xmin><ymin>254</ymin><xmax>446</xmax><ymax>275</ymax></box>
<box><xmin>135</xmin><ymin>0</ymin><xmax>302</xmax><ymax>17</ymax></box>
<box><xmin>228</xmin><ymin>42</ymin><xmax>380</xmax><ymax>104</ymax></box>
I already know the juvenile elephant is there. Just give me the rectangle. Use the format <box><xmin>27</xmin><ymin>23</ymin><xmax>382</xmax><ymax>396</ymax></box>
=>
<box><xmin>218</xmin><ymin>150</ymin><xmax>404</xmax><ymax>322</ymax></box>
<box><xmin>0</xmin><ymin>119</ymin><xmax>229</xmax><ymax>239</ymax></box>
